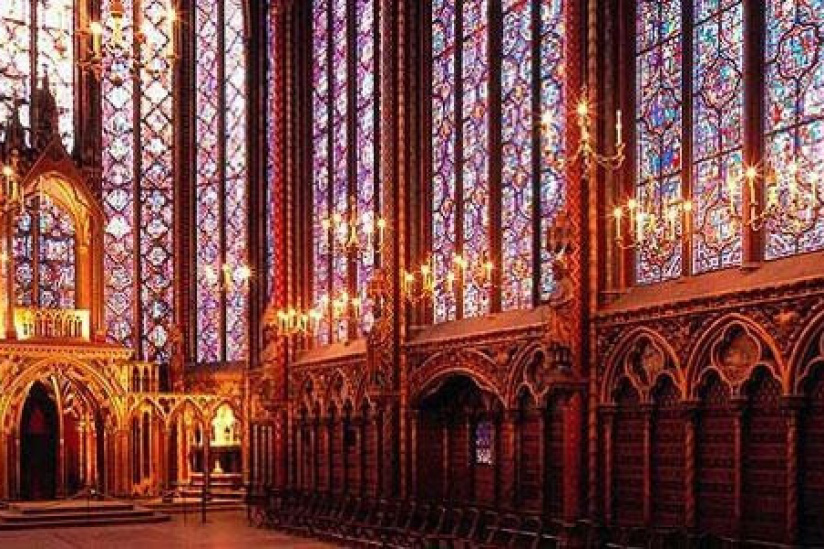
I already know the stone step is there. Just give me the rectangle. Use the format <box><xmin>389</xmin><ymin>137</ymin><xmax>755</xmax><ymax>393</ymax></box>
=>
<box><xmin>0</xmin><ymin>513</ymin><xmax>170</xmax><ymax>531</ymax></box>
<box><xmin>0</xmin><ymin>508</ymin><xmax>156</xmax><ymax>523</ymax></box>
<box><xmin>0</xmin><ymin>500</ymin><xmax>170</xmax><ymax>530</ymax></box>
<box><xmin>10</xmin><ymin>501</ymin><xmax>135</xmax><ymax>515</ymax></box>
<box><xmin>145</xmin><ymin>499</ymin><xmax>245</xmax><ymax>514</ymax></box>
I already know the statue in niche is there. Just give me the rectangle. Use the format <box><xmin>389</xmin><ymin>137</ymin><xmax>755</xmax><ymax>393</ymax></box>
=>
<box><xmin>545</xmin><ymin>256</ymin><xmax>574</xmax><ymax>348</ymax></box>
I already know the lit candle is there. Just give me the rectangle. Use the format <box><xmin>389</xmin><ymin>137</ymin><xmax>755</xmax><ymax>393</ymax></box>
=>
<box><xmin>446</xmin><ymin>271</ymin><xmax>455</xmax><ymax>293</ymax></box>
<box><xmin>613</xmin><ymin>206</ymin><xmax>623</xmax><ymax>241</ymax></box>
<box><xmin>615</xmin><ymin>110</ymin><xmax>623</xmax><ymax>146</ymax></box>
<box><xmin>167</xmin><ymin>5</ymin><xmax>177</xmax><ymax>59</ymax></box>
<box><xmin>90</xmin><ymin>21</ymin><xmax>103</xmax><ymax>58</ymax></box>
<box><xmin>377</xmin><ymin>218</ymin><xmax>386</xmax><ymax>248</ymax></box>
<box><xmin>483</xmin><ymin>259</ymin><xmax>494</xmax><ymax>283</ymax></box>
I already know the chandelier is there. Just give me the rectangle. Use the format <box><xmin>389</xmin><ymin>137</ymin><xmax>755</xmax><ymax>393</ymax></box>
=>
<box><xmin>321</xmin><ymin>200</ymin><xmax>388</xmax><ymax>256</ymax></box>
<box><xmin>201</xmin><ymin>262</ymin><xmax>252</xmax><ymax>293</ymax></box>
<box><xmin>612</xmin><ymin>178</ymin><xmax>693</xmax><ymax>251</ymax></box>
<box><xmin>77</xmin><ymin>0</ymin><xmax>179</xmax><ymax>83</ymax></box>
<box><xmin>611</xmin><ymin>158</ymin><xmax>824</xmax><ymax>256</ymax></box>
<box><xmin>272</xmin><ymin>290</ymin><xmax>365</xmax><ymax>339</ymax></box>
<box><xmin>725</xmin><ymin>161</ymin><xmax>823</xmax><ymax>236</ymax></box>
<box><xmin>401</xmin><ymin>253</ymin><xmax>494</xmax><ymax>305</ymax></box>
<box><xmin>569</xmin><ymin>87</ymin><xmax>626</xmax><ymax>172</ymax></box>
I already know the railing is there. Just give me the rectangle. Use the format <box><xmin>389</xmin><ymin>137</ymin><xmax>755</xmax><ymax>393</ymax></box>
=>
<box><xmin>14</xmin><ymin>307</ymin><xmax>91</xmax><ymax>341</ymax></box>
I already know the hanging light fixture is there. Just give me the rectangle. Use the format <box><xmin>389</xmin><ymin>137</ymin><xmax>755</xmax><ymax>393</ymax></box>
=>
<box><xmin>77</xmin><ymin>0</ymin><xmax>179</xmax><ymax>83</ymax></box>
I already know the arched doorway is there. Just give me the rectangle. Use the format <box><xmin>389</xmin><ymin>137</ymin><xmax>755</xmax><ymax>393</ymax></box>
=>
<box><xmin>20</xmin><ymin>382</ymin><xmax>59</xmax><ymax>500</ymax></box>
<box><xmin>16</xmin><ymin>373</ymin><xmax>109</xmax><ymax>500</ymax></box>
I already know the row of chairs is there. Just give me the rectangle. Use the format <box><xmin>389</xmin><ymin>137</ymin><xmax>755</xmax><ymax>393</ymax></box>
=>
<box><xmin>248</xmin><ymin>488</ymin><xmax>563</xmax><ymax>548</ymax></box>
<box><xmin>247</xmin><ymin>489</ymin><xmax>770</xmax><ymax>548</ymax></box>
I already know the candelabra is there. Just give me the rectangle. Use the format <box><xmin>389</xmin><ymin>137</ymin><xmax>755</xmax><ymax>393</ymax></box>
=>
<box><xmin>77</xmin><ymin>0</ymin><xmax>179</xmax><ymax>84</ymax></box>
<box><xmin>401</xmin><ymin>253</ymin><xmax>494</xmax><ymax>305</ymax></box>
<box><xmin>201</xmin><ymin>262</ymin><xmax>252</xmax><ymax>293</ymax></box>
<box><xmin>725</xmin><ymin>161</ymin><xmax>823</xmax><ymax>236</ymax></box>
<box><xmin>612</xmin><ymin>178</ymin><xmax>693</xmax><ymax>251</ymax></box>
<box><xmin>321</xmin><ymin>201</ymin><xmax>388</xmax><ymax>256</ymax></box>
<box><xmin>569</xmin><ymin>87</ymin><xmax>626</xmax><ymax>172</ymax></box>
<box><xmin>272</xmin><ymin>290</ymin><xmax>365</xmax><ymax>339</ymax></box>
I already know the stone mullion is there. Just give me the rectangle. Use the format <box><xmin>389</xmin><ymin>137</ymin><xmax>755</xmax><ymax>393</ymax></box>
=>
<box><xmin>180</xmin><ymin>0</ymin><xmax>198</xmax><ymax>367</ymax></box>
<box><xmin>487</xmin><ymin>0</ymin><xmax>502</xmax><ymax>313</ymax></box>
<box><xmin>247</xmin><ymin>0</ymin><xmax>268</xmax><ymax>369</ymax></box>
<box><xmin>77</xmin><ymin>0</ymin><xmax>103</xmax><ymax>190</ymax></box>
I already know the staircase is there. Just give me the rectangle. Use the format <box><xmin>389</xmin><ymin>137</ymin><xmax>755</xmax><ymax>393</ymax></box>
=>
<box><xmin>182</xmin><ymin>472</ymin><xmax>245</xmax><ymax>501</ymax></box>
<box><xmin>0</xmin><ymin>500</ymin><xmax>170</xmax><ymax>530</ymax></box>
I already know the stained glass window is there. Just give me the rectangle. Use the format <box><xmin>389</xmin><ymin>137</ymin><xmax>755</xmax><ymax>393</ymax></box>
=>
<box><xmin>195</xmin><ymin>0</ymin><xmax>249</xmax><ymax>363</ymax></box>
<box><xmin>692</xmin><ymin>0</ymin><xmax>744</xmax><ymax>272</ymax></box>
<box><xmin>102</xmin><ymin>0</ymin><xmax>176</xmax><ymax>363</ymax></box>
<box><xmin>433</xmin><ymin>0</ymin><xmax>566</xmax><ymax>320</ymax></box>
<box><xmin>267</xmin><ymin>2</ymin><xmax>279</xmax><ymax>300</ymax></box>
<box><xmin>0</xmin><ymin>0</ymin><xmax>73</xmax><ymax>148</ymax></box>
<box><xmin>14</xmin><ymin>197</ymin><xmax>75</xmax><ymax>309</ymax></box>
<box><xmin>635</xmin><ymin>0</ymin><xmax>684</xmax><ymax>284</ymax></box>
<box><xmin>38</xmin><ymin>198</ymin><xmax>75</xmax><ymax>308</ymax></box>
<box><xmin>312</xmin><ymin>0</ymin><xmax>380</xmax><ymax>343</ymax></box>
<box><xmin>474</xmin><ymin>420</ymin><xmax>494</xmax><ymax>465</ymax></box>
<box><xmin>764</xmin><ymin>0</ymin><xmax>824</xmax><ymax>258</ymax></box>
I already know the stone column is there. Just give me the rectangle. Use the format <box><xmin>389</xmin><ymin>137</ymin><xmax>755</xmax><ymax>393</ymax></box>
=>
<box><xmin>641</xmin><ymin>403</ymin><xmax>653</xmax><ymax>526</ymax></box>
<box><xmin>500</xmin><ymin>409</ymin><xmax>518</xmax><ymax>510</ymax></box>
<box><xmin>732</xmin><ymin>397</ymin><xmax>747</xmax><ymax>539</ymax></box>
<box><xmin>601</xmin><ymin>406</ymin><xmax>616</xmax><ymax>525</ymax></box>
<box><xmin>683</xmin><ymin>400</ymin><xmax>699</xmax><ymax>531</ymax></box>
<box><xmin>782</xmin><ymin>396</ymin><xmax>803</xmax><ymax>546</ymax></box>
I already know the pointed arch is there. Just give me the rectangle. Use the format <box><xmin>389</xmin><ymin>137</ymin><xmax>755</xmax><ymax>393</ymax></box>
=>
<box><xmin>600</xmin><ymin>326</ymin><xmax>682</xmax><ymax>404</ymax></box>
<box><xmin>685</xmin><ymin>313</ymin><xmax>786</xmax><ymax>398</ymax></box>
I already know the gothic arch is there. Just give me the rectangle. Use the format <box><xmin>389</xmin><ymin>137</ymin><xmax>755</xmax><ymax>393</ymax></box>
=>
<box><xmin>166</xmin><ymin>398</ymin><xmax>206</xmax><ymax>429</ymax></box>
<box><xmin>685</xmin><ymin>314</ymin><xmax>785</xmax><ymax>399</ymax></box>
<box><xmin>127</xmin><ymin>398</ymin><xmax>167</xmax><ymax>427</ymax></box>
<box><xmin>600</xmin><ymin>327</ymin><xmax>681</xmax><ymax>404</ymax></box>
<box><xmin>789</xmin><ymin>307</ymin><xmax>824</xmax><ymax>394</ymax></box>
<box><xmin>0</xmin><ymin>357</ymin><xmax>123</xmax><ymax>432</ymax></box>
<box><xmin>409</xmin><ymin>349</ymin><xmax>504</xmax><ymax>407</ymax></box>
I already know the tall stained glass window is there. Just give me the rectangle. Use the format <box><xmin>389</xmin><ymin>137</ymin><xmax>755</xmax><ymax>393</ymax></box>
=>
<box><xmin>312</xmin><ymin>0</ymin><xmax>380</xmax><ymax>344</ymax></box>
<box><xmin>764</xmin><ymin>0</ymin><xmax>824</xmax><ymax>258</ymax></box>
<box><xmin>633</xmin><ymin>0</ymin><xmax>824</xmax><ymax>284</ymax></box>
<box><xmin>102</xmin><ymin>0</ymin><xmax>176</xmax><ymax>362</ymax></box>
<box><xmin>635</xmin><ymin>0</ymin><xmax>684</xmax><ymax>284</ymax></box>
<box><xmin>14</xmin><ymin>197</ymin><xmax>76</xmax><ymax>309</ymax></box>
<box><xmin>692</xmin><ymin>0</ymin><xmax>744</xmax><ymax>272</ymax></box>
<box><xmin>0</xmin><ymin>0</ymin><xmax>73</xmax><ymax>148</ymax></box>
<box><xmin>195</xmin><ymin>0</ymin><xmax>249</xmax><ymax>363</ymax></box>
<box><xmin>432</xmin><ymin>0</ymin><xmax>566</xmax><ymax>322</ymax></box>
<box><xmin>267</xmin><ymin>2</ymin><xmax>279</xmax><ymax>300</ymax></box>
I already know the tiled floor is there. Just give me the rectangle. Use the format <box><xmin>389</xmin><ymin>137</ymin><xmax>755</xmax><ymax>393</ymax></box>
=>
<box><xmin>0</xmin><ymin>510</ymin><xmax>337</xmax><ymax>548</ymax></box>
